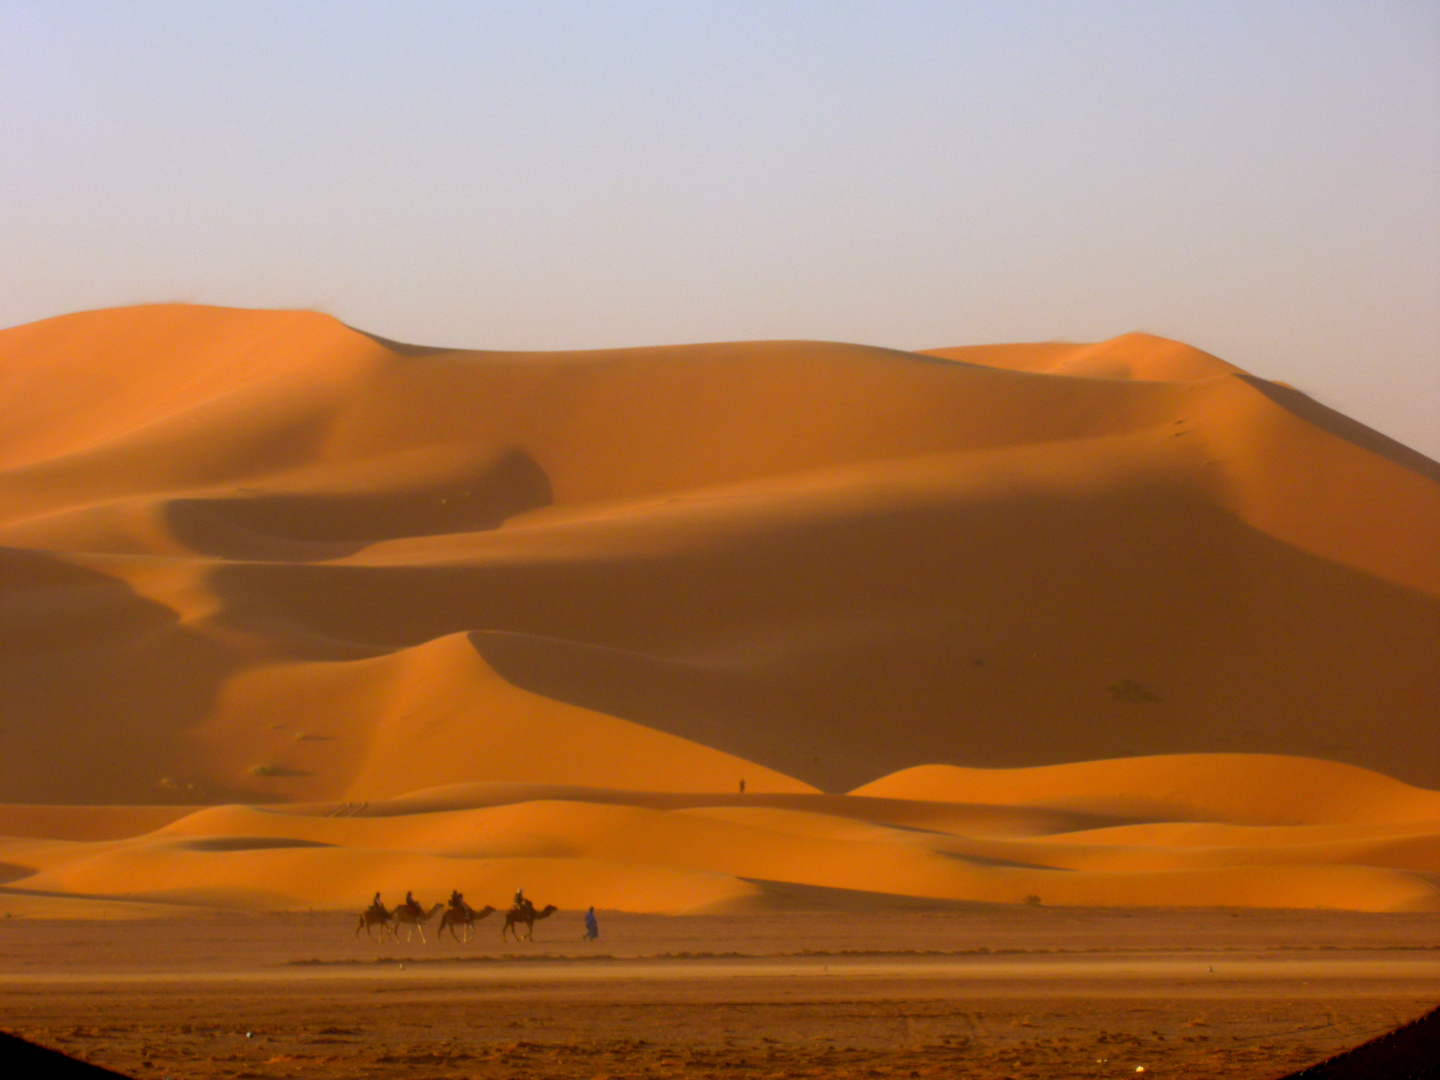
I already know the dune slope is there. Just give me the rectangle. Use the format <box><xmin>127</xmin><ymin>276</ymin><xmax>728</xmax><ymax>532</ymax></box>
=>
<box><xmin>3</xmin><ymin>766</ymin><xmax>1439</xmax><ymax>915</ymax></box>
<box><xmin>0</xmin><ymin>304</ymin><xmax>1436</xmax><ymax>913</ymax></box>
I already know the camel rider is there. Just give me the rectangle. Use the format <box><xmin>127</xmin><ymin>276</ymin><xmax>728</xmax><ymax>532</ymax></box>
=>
<box><xmin>450</xmin><ymin>889</ymin><xmax>467</xmax><ymax>915</ymax></box>
<box><xmin>513</xmin><ymin>887</ymin><xmax>525</xmax><ymax>911</ymax></box>
<box><xmin>370</xmin><ymin>892</ymin><xmax>384</xmax><ymax>914</ymax></box>
<box><xmin>405</xmin><ymin>891</ymin><xmax>421</xmax><ymax>917</ymax></box>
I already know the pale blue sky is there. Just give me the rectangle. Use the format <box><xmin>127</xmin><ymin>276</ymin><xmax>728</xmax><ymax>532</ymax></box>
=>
<box><xmin>2</xmin><ymin>1</ymin><xmax>1437</xmax><ymax>457</ymax></box>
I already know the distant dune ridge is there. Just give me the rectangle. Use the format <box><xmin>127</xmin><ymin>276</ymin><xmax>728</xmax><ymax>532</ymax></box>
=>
<box><xmin>0</xmin><ymin>303</ymin><xmax>1436</xmax><ymax>914</ymax></box>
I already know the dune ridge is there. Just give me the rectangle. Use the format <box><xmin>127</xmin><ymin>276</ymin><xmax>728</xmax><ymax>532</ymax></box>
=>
<box><xmin>0</xmin><ymin>304</ymin><xmax>1437</xmax><ymax>913</ymax></box>
<box><xmin>852</xmin><ymin>755</ymin><xmax>1440</xmax><ymax>827</ymax></box>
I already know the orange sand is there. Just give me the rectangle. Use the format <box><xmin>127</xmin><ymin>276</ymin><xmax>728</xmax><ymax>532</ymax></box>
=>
<box><xmin>0</xmin><ymin>305</ymin><xmax>1436</xmax><ymax>915</ymax></box>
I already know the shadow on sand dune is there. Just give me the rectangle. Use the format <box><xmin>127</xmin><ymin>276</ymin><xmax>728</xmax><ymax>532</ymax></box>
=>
<box><xmin>205</xmin><ymin>482</ymin><xmax>1440</xmax><ymax>792</ymax></box>
<box><xmin>464</xmin><ymin>488</ymin><xmax>1440</xmax><ymax>792</ymax></box>
<box><xmin>0</xmin><ymin>549</ymin><xmax>243</xmax><ymax>805</ymax></box>
<box><xmin>164</xmin><ymin>447</ymin><xmax>552</xmax><ymax>561</ymax></box>
<box><xmin>1238</xmin><ymin>375</ymin><xmax>1440</xmax><ymax>485</ymax></box>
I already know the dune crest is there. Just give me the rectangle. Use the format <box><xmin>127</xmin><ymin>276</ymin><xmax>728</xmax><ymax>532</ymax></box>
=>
<box><xmin>851</xmin><ymin>755</ymin><xmax>1440</xmax><ymax>827</ymax></box>
<box><xmin>919</xmin><ymin>332</ymin><xmax>1243</xmax><ymax>382</ymax></box>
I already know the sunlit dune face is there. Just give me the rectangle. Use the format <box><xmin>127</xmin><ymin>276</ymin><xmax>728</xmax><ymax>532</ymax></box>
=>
<box><xmin>0</xmin><ymin>304</ymin><xmax>1436</xmax><ymax>915</ymax></box>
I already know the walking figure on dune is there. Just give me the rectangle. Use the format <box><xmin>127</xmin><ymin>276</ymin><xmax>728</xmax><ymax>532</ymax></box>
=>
<box><xmin>583</xmin><ymin>906</ymin><xmax>599</xmax><ymax>940</ymax></box>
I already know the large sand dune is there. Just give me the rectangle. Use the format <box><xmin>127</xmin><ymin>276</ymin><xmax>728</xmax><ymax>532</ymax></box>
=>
<box><xmin>0</xmin><ymin>304</ymin><xmax>1436</xmax><ymax>913</ymax></box>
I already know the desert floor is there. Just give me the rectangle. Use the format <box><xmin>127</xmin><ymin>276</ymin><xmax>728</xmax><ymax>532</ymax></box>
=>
<box><xmin>1</xmin><ymin>907</ymin><xmax>1436</xmax><ymax>1079</ymax></box>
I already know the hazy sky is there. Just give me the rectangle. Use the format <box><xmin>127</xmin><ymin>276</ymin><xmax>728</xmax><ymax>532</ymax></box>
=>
<box><xmin>3</xmin><ymin>2</ymin><xmax>1437</xmax><ymax>457</ymax></box>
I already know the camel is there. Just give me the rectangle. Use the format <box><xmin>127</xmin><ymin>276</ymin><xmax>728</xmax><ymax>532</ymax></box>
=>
<box><xmin>438</xmin><ymin>901</ymin><xmax>496</xmax><ymax>942</ymax></box>
<box><xmin>390</xmin><ymin>901</ymin><xmax>445</xmax><ymax>943</ymax></box>
<box><xmin>502</xmin><ymin>901</ymin><xmax>557</xmax><ymax>942</ymax></box>
<box><xmin>355</xmin><ymin>905</ymin><xmax>395</xmax><ymax>941</ymax></box>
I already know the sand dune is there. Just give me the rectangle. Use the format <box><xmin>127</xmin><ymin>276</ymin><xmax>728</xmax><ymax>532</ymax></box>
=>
<box><xmin>0</xmin><ymin>304</ymin><xmax>1437</xmax><ymax>913</ymax></box>
<box><xmin>919</xmin><ymin>332</ymin><xmax>1243</xmax><ymax>382</ymax></box>
<box><xmin>2</xmin><ymin>770</ymin><xmax>1437</xmax><ymax>914</ymax></box>
<box><xmin>852</xmin><ymin>755</ymin><xmax>1440</xmax><ymax>827</ymax></box>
